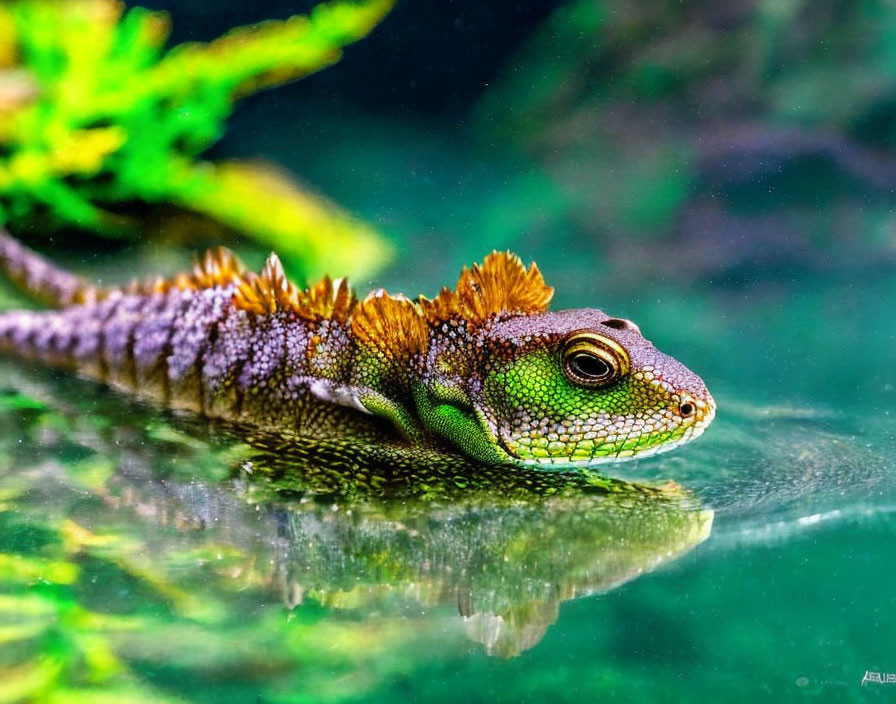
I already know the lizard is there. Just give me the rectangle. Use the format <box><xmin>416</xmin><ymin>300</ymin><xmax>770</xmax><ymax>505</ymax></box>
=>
<box><xmin>0</xmin><ymin>229</ymin><xmax>715</xmax><ymax>467</ymax></box>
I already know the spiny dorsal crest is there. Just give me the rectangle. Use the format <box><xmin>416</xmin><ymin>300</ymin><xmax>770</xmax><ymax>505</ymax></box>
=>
<box><xmin>351</xmin><ymin>289</ymin><xmax>429</xmax><ymax>359</ymax></box>
<box><xmin>419</xmin><ymin>250</ymin><xmax>553</xmax><ymax>325</ymax></box>
<box><xmin>121</xmin><ymin>249</ymin><xmax>547</xmax><ymax>335</ymax></box>
<box><xmin>124</xmin><ymin>246</ymin><xmax>247</xmax><ymax>297</ymax></box>
<box><xmin>230</xmin><ymin>253</ymin><xmax>358</xmax><ymax>321</ymax></box>
<box><xmin>233</xmin><ymin>253</ymin><xmax>298</xmax><ymax>315</ymax></box>
<box><xmin>296</xmin><ymin>275</ymin><xmax>356</xmax><ymax>323</ymax></box>
<box><xmin>192</xmin><ymin>247</ymin><xmax>246</xmax><ymax>289</ymax></box>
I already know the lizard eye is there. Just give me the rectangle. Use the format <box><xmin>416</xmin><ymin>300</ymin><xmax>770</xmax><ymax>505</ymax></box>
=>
<box><xmin>562</xmin><ymin>333</ymin><xmax>630</xmax><ymax>388</ymax></box>
<box><xmin>567</xmin><ymin>351</ymin><xmax>613</xmax><ymax>383</ymax></box>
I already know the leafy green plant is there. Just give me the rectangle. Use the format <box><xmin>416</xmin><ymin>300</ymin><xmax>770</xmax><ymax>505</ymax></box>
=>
<box><xmin>0</xmin><ymin>0</ymin><xmax>394</xmax><ymax>280</ymax></box>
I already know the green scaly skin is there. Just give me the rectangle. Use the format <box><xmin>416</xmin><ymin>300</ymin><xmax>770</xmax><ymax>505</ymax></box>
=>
<box><xmin>0</xmin><ymin>230</ymin><xmax>716</xmax><ymax>469</ymax></box>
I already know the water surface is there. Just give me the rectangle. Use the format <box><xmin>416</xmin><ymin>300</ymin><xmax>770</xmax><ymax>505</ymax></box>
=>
<box><xmin>1</xmin><ymin>263</ymin><xmax>893</xmax><ymax>702</ymax></box>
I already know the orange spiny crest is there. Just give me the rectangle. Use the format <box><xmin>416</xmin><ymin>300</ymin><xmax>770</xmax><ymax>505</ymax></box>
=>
<box><xmin>120</xmin><ymin>246</ymin><xmax>246</xmax><ymax>298</ymax></box>
<box><xmin>418</xmin><ymin>285</ymin><xmax>459</xmax><ymax>323</ymax></box>
<box><xmin>232</xmin><ymin>253</ymin><xmax>299</xmax><ymax>315</ymax></box>
<box><xmin>293</xmin><ymin>275</ymin><xmax>357</xmax><ymax>323</ymax></box>
<box><xmin>419</xmin><ymin>250</ymin><xmax>553</xmax><ymax>325</ymax></box>
<box><xmin>230</xmin><ymin>255</ymin><xmax>359</xmax><ymax>320</ymax></box>
<box><xmin>191</xmin><ymin>247</ymin><xmax>246</xmax><ymax>289</ymax></box>
<box><xmin>351</xmin><ymin>289</ymin><xmax>429</xmax><ymax>359</ymax></box>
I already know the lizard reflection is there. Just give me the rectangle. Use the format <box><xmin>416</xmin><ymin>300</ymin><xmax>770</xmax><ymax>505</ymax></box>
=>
<box><xmin>0</xmin><ymin>361</ymin><xmax>712</xmax><ymax>657</ymax></box>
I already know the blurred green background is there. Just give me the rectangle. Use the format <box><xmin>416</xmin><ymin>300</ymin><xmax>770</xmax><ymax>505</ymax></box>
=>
<box><xmin>1</xmin><ymin>1</ymin><xmax>896</xmax><ymax>702</ymax></box>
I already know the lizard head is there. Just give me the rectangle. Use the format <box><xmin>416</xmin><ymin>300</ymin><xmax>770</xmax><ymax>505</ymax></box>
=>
<box><xmin>474</xmin><ymin>309</ymin><xmax>715</xmax><ymax>466</ymax></box>
<box><xmin>413</xmin><ymin>254</ymin><xmax>715</xmax><ymax>467</ymax></box>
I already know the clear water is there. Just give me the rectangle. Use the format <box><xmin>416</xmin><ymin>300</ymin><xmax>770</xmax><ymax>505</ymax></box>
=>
<box><xmin>1</xmin><ymin>262</ymin><xmax>893</xmax><ymax>703</ymax></box>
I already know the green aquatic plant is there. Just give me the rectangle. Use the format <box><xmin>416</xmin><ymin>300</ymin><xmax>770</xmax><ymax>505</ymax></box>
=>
<box><xmin>0</xmin><ymin>0</ymin><xmax>393</xmax><ymax>280</ymax></box>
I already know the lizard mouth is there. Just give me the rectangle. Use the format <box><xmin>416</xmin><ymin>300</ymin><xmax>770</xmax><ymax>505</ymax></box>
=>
<box><xmin>495</xmin><ymin>431</ymin><xmax>522</xmax><ymax>464</ymax></box>
<box><xmin>497</xmin><ymin>397</ymin><xmax>717</xmax><ymax>469</ymax></box>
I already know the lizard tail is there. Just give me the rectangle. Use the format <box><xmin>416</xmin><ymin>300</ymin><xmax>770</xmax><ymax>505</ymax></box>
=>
<box><xmin>0</xmin><ymin>228</ymin><xmax>96</xmax><ymax>308</ymax></box>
